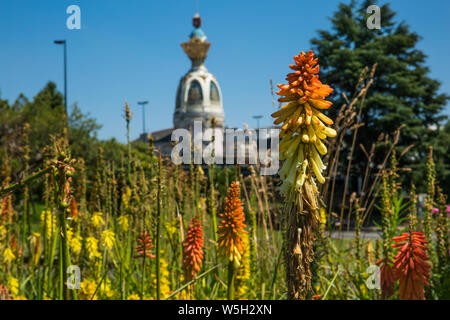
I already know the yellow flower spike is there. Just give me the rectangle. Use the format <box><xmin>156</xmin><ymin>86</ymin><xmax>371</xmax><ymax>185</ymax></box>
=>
<box><xmin>295</xmin><ymin>144</ymin><xmax>305</xmax><ymax>169</ymax></box>
<box><xmin>86</xmin><ymin>237</ymin><xmax>101</xmax><ymax>260</ymax></box>
<box><xmin>279</xmin><ymin>156</ymin><xmax>295</xmax><ymax>180</ymax></box>
<box><xmin>79</xmin><ymin>279</ymin><xmax>98</xmax><ymax>300</ymax></box>
<box><xmin>3</xmin><ymin>248</ymin><xmax>15</xmax><ymax>265</ymax></box>
<box><xmin>314</xmin><ymin>139</ymin><xmax>327</xmax><ymax>155</ymax></box>
<box><xmin>289</xmin><ymin>106</ymin><xmax>303</xmax><ymax>124</ymax></box>
<box><xmin>313</xmin><ymin>110</ymin><xmax>334</xmax><ymax>126</ymax></box>
<box><xmin>0</xmin><ymin>225</ymin><xmax>6</xmax><ymax>241</ymax></box>
<box><xmin>285</xmin><ymin>135</ymin><xmax>301</xmax><ymax>159</ymax></box>
<box><xmin>324</xmin><ymin>127</ymin><xmax>337</xmax><ymax>138</ymax></box>
<box><xmin>91</xmin><ymin>212</ymin><xmax>105</xmax><ymax>228</ymax></box>
<box><xmin>307</xmin><ymin>124</ymin><xmax>317</xmax><ymax>144</ymax></box>
<box><xmin>271</xmin><ymin>101</ymin><xmax>298</xmax><ymax>118</ymax></box>
<box><xmin>275</xmin><ymin>50</ymin><xmax>335</xmax><ymax>195</ymax></box>
<box><xmin>304</xmin><ymin>102</ymin><xmax>313</xmax><ymax>117</ymax></box>
<box><xmin>305</xmin><ymin>113</ymin><xmax>312</xmax><ymax>126</ymax></box>
<box><xmin>309</xmin><ymin>98</ymin><xmax>333</xmax><ymax>109</ymax></box>
<box><xmin>101</xmin><ymin>230</ymin><xmax>116</xmax><ymax>250</ymax></box>
<box><xmin>275</xmin><ymin>50</ymin><xmax>335</xmax><ymax>299</ymax></box>
<box><xmin>311</xmin><ymin>146</ymin><xmax>325</xmax><ymax>171</ymax></box>
<box><xmin>7</xmin><ymin>277</ymin><xmax>19</xmax><ymax>296</ymax></box>
<box><xmin>40</xmin><ymin>210</ymin><xmax>57</xmax><ymax>239</ymax></box>
<box><xmin>310</xmin><ymin>156</ymin><xmax>325</xmax><ymax>184</ymax></box>
<box><xmin>273</xmin><ymin>104</ymin><xmax>297</xmax><ymax>125</ymax></box>
<box><xmin>117</xmin><ymin>214</ymin><xmax>129</xmax><ymax>232</ymax></box>
<box><xmin>314</xmin><ymin>127</ymin><xmax>327</xmax><ymax>140</ymax></box>
<box><xmin>295</xmin><ymin>159</ymin><xmax>308</xmax><ymax>191</ymax></box>
<box><xmin>279</xmin><ymin>135</ymin><xmax>294</xmax><ymax>153</ymax></box>
<box><xmin>301</xmin><ymin>130</ymin><xmax>310</xmax><ymax>143</ymax></box>
<box><xmin>286</xmin><ymin>155</ymin><xmax>300</xmax><ymax>185</ymax></box>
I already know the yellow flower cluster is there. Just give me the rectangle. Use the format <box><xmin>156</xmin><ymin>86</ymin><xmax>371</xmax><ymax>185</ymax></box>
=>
<box><xmin>117</xmin><ymin>215</ymin><xmax>129</xmax><ymax>232</ymax></box>
<box><xmin>7</xmin><ymin>276</ymin><xmax>18</xmax><ymax>296</ymax></box>
<box><xmin>319</xmin><ymin>207</ymin><xmax>327</xmax><ymax>235</ymax></box>
<box><xmin>3</xmin><ymin>247</ymin><xmax>15</xmax><ymax>265</ymax></box>
<box><xmin>91</xmin><ymin>212</ymin><xmax>105</xmax><ymax>228</ymax></box>
<box><xmin>29</xmin><ymin>232</ymin><xmax>42</xmax><ymax>267</ymax></box>
<box><xmin>86</xmin><ymin>236</ymin><xmax>101</xmax><ymax>260</ymax></box>
<box><xmin>79</xmin><ymin>279</ymin><xmax>98</xmax><ymax>300</ymax></box>
<box><xmin>235</xmin><ymin>232</ymin><xmax>250</xmax><ymax>299</ymax></box>
<box><xmin>153</xmin><ymin>257</ymin><xmax>171</xmax><ymax>298</ymax></box>
<box><xmin>67</xmin><ymin>227</ymin><xmax>82</xmax><ymax>256</ymax></box>
<box><xmin>101</xmin><ymin>229</ymin><xmax>116</xmax><ymax>250</ymax></box>
<box><xmin>40</xmin><ymin>210</ymin><xmax>57</xmax><ymax>238</ymax></box>
<box><xmin>121</xmin><ymin>187</ymin><xmax>132</xmax><ymax>210</ymax></box>
<box><xmin>0</xmin><ymin>225</ymin><xmax>6</xmax><ymax>241</ymax></box>
<box><xmin>127</xmin><ymin>293</ymin><xmax>141</xmax><ymax>300</ymax></box>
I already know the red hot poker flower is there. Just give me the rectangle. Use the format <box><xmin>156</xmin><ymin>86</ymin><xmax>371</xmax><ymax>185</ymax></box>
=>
<box><xmin>0</xmin><ymin>284</ymin><xmax>11</xmax><ymax>300</ymax></box>
<box><xmin>392</xmin><ymin>232</ymin><xmax>430</xmax><ymax>300</ymax></box>
<box><xmin>376</xmin><ymin>258</ymin><xmax>397</xmax><ymax>299</ymax></box>
<box><xmin>134</xmin><ymin>231</ymin><xmax>156</xmax><ymax>259</ymax></box>
<box><xmin>183</xmin><ymin>216</ymin><xmax>204</xmax><ymax>281</ymax></box>
<box><xmin>217</xmin><ymin>181</ymin><xmax>247</xmax><ymax>266</ymax></box>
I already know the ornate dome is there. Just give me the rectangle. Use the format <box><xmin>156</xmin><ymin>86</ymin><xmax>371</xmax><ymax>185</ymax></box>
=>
<box><xmin>174</xmin><ymin>14</ymin><xmax>225</xmax><ymax>129</ymax></box>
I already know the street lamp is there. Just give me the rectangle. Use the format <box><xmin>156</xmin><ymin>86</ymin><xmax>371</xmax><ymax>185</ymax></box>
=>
<box><xmin>54</xmin><ymin>40</ymin><xmax>67</xmax><ymax>117</ymax></box>
<box><xmin>138</xmin><ymin>101</ymin><xmax>149</xmax><ymax>135</ymax></box>
<box><xmin>253</xmin><ymin>115</ymin><xmax>263</xmax><ymax>129</ymax></box>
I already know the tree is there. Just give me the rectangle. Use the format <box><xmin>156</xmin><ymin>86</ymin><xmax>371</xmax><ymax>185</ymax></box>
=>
<box><xmin>310</xmin><ymin>0</ymin><xmax>449</xmax><ymax>193</ymax></box>
<box><xmin>0</xmin><ymin>81</ymin><xmax>156</xmax><ymax>200</ymax></box>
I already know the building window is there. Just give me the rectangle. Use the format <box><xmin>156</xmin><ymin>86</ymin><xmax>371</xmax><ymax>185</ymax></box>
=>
<box><xmin>210</xmin><ymin>81</ymin><xmax>220</xmax><ymax>103</ymax></box>
<box><xmin>175</xmin><ymin>82</ymin><xmax>182</xmax><ymax>110</ymax></box>
<box><xmin>187</xmin><ymin>80</ymin><xmax>203</xmax><ymax>104</ymax></box>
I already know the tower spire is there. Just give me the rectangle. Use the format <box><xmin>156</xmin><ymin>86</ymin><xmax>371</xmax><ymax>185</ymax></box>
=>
<box><xmin>174</xmin><ymin>12</ymin><xmax>224</xmax><ymax>129</ymax></box>
<box><xmin>181</xmin><ymin>13</ymin><xmax>210</xmax><ymax>70</ymax></box>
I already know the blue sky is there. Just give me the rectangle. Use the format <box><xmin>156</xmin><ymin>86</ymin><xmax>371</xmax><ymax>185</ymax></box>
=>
<box><xmin>0</xmin><ymin>0</ymin><xmax>449</xmax><ymax>143</ymax></box>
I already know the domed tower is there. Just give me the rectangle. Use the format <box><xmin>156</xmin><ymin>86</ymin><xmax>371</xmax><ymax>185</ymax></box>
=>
<box><xmin>174</xmin><ymin>13</ymin><xmax>225</xmax><ymax>129</ymax></box>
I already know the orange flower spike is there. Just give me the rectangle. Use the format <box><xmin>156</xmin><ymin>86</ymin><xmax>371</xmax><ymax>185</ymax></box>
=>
<box><xmin>217</xmin><ymin>181</ymin><xmax>247</xmax><ymax>266</ymax></box>
<box><xmin>68</xmin><ymin>196</ymin><xmax>78</xmax><ymax>219</ymax></box>
<box><xmin>134</xmin><ymin>231</ymin><xmax>156</xmax><ymax>259</ymax></box>
<box><xmin>376</xmin><ymin>258</ymin><xmax>397</xmax><ymax>299</ymax></box>
<box><xmin>183</xmin><ymin>216</ymin><xmax>204</xmax><ymax>281</ymax></box>
<box><xmin>391</xmin><ymin>231</ymin><xmax>431</xmax><ymax>300</ymax></box>
<box><xmin>275</xmin><ymin>50</ymin><xmax>336</xmax><ymax>196</ymax></box>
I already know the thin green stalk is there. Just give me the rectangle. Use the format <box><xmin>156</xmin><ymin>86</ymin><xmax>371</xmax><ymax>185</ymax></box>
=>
<box><xmin>0</xmin><ymin>167</ymin><xmax>52</xmax><ymax>197</ymax></box>
<box><xmin>155</xmin><ymin>150</ymin><xmax>162</xmax><ymax>300</ymax></box>
<box><xmin>164</xmin><ymin>264</ymin><xmax>222</xmax><ymax>300</ymax></box>
<box><xmin>227</xmin><ymin>261</ymin><xmax>235</xmax><ymax>300</ymax></box>
<box><xmin>270</xmin><ymin>246</ymin><xmax>283</xmax><ymax>299</ymax></box>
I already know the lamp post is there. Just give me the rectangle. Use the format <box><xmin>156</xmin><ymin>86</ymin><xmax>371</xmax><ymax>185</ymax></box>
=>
<box><xmin>54</xmin><ymin>40</ymin><xmax>67</xmax><ymax>117</ymax></box>
<box><xmin>138</xmin><ymin>101</ymin><xmax>149</xmax><ymax>135</ymax></box>
<box><xmin>253</xmin><ymin>115</ymin><xmax>263</xmax><ymax>129</ymax></box>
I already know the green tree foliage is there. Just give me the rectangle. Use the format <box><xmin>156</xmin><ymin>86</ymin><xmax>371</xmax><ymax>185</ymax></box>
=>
<box><xmin>1</xmin><ymin>82</ymin><xmax>100</xmax><ymax>175</ymax></box>
<box><xmin>310</xmin><ymin>0</ymin><xmax>449</xmax><ymax>193</ymax></box>
<box><xmin>0</xmin><ymin>82</ymin><xmax>151</xmax><ymax>198</ymax></box>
